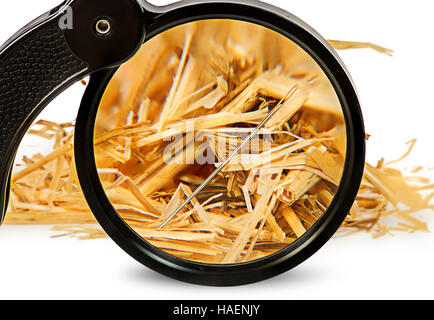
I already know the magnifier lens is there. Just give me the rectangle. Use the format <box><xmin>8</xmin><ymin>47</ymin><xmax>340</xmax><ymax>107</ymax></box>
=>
<box><xmin>94</xmin><ymin>20</ymin><xmax>347</xmax><ymax>264</ymax></box>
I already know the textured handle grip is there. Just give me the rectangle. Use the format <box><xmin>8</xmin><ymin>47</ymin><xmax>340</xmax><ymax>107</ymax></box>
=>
<box><xmin>0</xmin><ymin>15</ymin><xmax>88</xmax><ymax>222</ymax></box>
<box><xmin>0</xmin><ymin>0</ymin><xmax>146</xmax><ymax>224</ymax></box>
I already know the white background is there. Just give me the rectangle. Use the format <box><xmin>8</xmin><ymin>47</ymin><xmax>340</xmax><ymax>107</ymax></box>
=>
<box><xmin>0</xmin><ymin>0</ymin><xmax>433</xmax><ymax>300</ymax></box>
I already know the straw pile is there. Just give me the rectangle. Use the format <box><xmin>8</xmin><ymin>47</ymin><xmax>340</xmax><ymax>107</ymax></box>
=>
<box><xmin>5</xmin><ymin>20</ymin><xmax>433</xmax><ymax>263</ymax></box>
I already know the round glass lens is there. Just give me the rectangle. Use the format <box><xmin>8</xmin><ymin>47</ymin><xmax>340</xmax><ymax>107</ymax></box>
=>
<box><xmin>94</xmin><ymin>19</ymin><xmax>347</xmax><ymax>264</ymax></box>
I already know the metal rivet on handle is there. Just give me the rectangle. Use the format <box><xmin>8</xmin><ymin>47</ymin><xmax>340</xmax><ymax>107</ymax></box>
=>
<box><xmin>95</xmin><ymin>19</ymin><xmax>111</xmax><ymax>36</ymax></box>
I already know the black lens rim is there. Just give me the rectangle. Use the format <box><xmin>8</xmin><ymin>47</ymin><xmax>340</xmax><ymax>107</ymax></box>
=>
<box><xmin>75</xmin><ymin>1</ymin><xmax>366</xmax><ymax>286</ymax></box>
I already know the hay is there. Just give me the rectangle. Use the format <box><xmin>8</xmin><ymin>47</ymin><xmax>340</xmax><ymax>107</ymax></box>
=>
<box><xmin>5</xmin><ymin>20</ymin><xmax>432</xmax><ymax>264</ymax></box>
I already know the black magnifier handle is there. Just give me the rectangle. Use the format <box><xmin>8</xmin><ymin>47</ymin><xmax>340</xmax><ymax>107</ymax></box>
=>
<box><xmin>0</xmin><ymin>0</ymin><xmax>146</xmax><ymax>224</ymax></box>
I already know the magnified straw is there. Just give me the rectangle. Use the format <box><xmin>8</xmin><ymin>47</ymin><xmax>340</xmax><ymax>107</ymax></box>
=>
<box><xmin>157</xmin><ymin>86</ymin><xmax>298</xmax><ymax>230</ymax></box>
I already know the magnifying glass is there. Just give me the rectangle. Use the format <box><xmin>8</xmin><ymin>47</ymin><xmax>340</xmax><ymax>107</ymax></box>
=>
<box><xmin>0</xmin><ymin>0</ymin><xmax>365</xmax><ymax>286</ymax></box>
